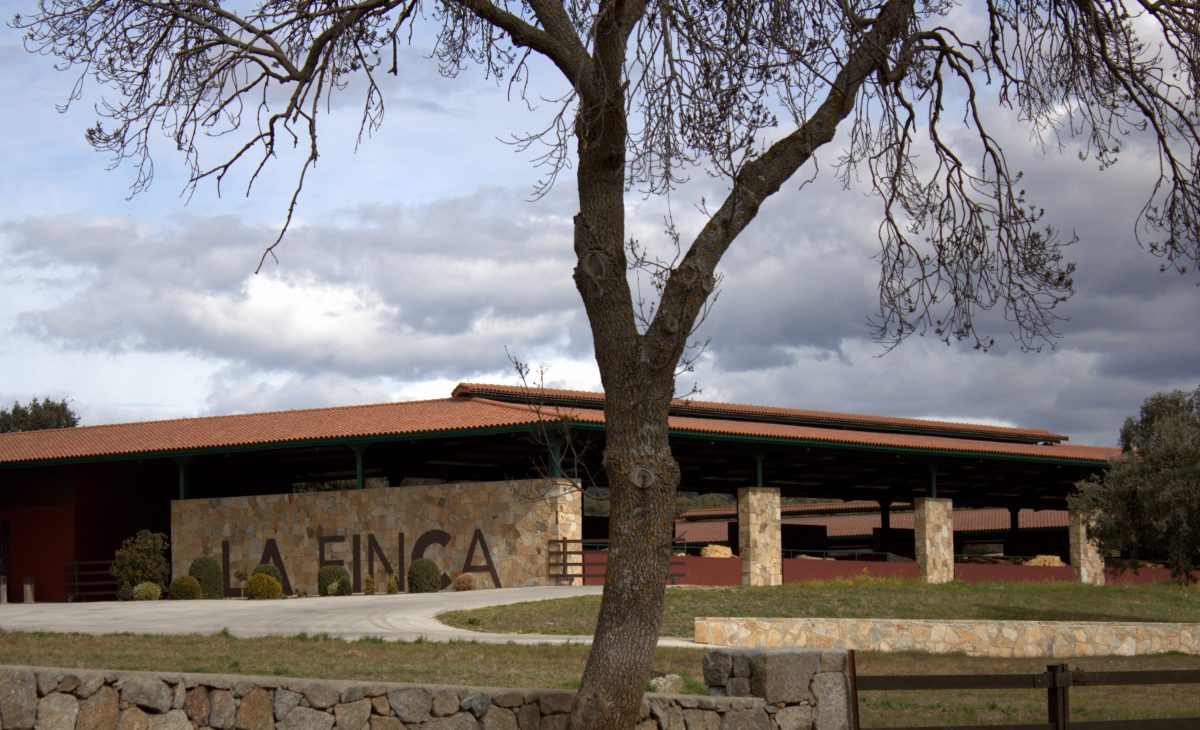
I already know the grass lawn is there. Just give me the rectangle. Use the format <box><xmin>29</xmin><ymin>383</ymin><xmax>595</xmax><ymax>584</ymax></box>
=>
<box><xmin>0</xmin><ymin>631</ymin><xmax>1196</xmax><ymax>725</ymax></box>
<box><xmin>440</xmin><ymin>576</ymin><xmax>1200</xmax><ymax>637</ymax></box>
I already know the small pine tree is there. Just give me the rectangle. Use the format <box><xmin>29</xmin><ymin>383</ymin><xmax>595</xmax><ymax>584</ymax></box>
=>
<box><xmin>385</xmin><ymin>574</ymin><xmax>400</xmax><ymax>594</ymax></box>
<box><xmin>363</xmin><ymin>574</ymin><xmax>376</xmax><ymax>595</ymax></box>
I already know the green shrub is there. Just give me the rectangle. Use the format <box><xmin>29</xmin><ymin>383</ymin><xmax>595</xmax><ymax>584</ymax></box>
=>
<box><xmin>252</xmin><ymin>563</ymin><xmax>283</xmax><ymax>587</ymax></box>
<box><xmin>317</xmin><ymin>565</ymin><xmax>351</xmax><ymax>596</ymax></box>
<box><xmin>385</xmin><ymin>574</ymin><xmax>400</xmax><ymax>594</ymax></box>
<box><xmin>407</xmin><ymin>558</ymin><xmax>442</xmax><ymax>593</ymax></box>
<box><xmin>363</xmin><ymin>574</ymin><xmax>376</xmax><ymax>595</ymax></box>
<box><xmin>132</xmin><ymin>581</ymin><xmax>162</xmax><ymax>601</ymax></box>
<box><xmin>188</xmin><ymin>555</ymin><xmax>224</xmax><ymax>599</ymax></box>
<box><xmin>117</xmin><ymin>581</ymin><xmax>133</xmax><ymax>601</ymax></box>
<box><xmin>451</xmin><ymin>573</ymin><xmax>476</xmax><ymax>591</ymax></box>
<box><xmin>168</xmin><ymin>575</ymin><xmax>203</xmax><ymax>600</ymax></box>
<box><xmin>244</xmin><ymin>573</ymin><xmax>283</xmax><ymax>600</ymax></box>
<box><xmin>110</xmin><ymin>530</ymin><xmax>169</xmax><ymax>588</ymax></box>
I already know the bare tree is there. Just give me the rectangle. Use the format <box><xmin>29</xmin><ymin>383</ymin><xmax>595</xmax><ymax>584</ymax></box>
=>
<box><xmin>14</xmin><ymin>0</ymin><xmax>1199</xmax><ymax>724</ymax></box>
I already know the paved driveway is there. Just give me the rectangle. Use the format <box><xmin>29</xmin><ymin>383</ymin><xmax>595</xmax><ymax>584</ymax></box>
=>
<box><xmin>0</xmin><ymin>586</ymin><xmax>696</xmax><ymax>647</ymax></box>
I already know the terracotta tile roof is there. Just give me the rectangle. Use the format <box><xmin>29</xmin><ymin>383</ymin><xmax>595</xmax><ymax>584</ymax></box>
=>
<box><xmin>0</xmin><ymin>397</ymin><xmax>546</xmax><ymax>465</ymax></box>
<box><xmin>490</xmin><ymin>397</ymin><xmax>1117</xmax><ymax>464</ymax></box>
<box><xmin>0</xmin><ymin>383</ymin><xmax>1118</xmax><ymax>467</ymax></box>
<box><xmin>454</xmin><ymin>382</ymin><xmax>1070</xmax><ymax>444</ymax></box>
<box><xmin>675</xmin><ymin>507</ymin><xmax>1069</xmax><ymax>542</ymax></box>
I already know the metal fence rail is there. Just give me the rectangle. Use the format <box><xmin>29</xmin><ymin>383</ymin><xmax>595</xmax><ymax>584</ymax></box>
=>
<box><xmin>851</xmin><ymin>652</ymin><xmax>1200</xmax><ymax>730</ymax></box>
<box><xmin>65</xmin><ymin>560</ymin><xmax>118</xmax><ymax>601</ymax></box>
<box><xmin>547</xmin><ymin>539</ymin><xmax>686</xmax><ymax>585</ymax></box>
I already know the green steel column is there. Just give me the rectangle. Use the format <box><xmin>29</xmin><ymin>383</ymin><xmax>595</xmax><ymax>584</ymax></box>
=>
<box><xmin>929</xmin><ymin>464</ymin><xmax>938</xmax><ymax>498</ymax></box>
<box><xmin>350</xmin><ymin>444</ymin><xmax>368</xmax><ymax>489</ymax></box>
<box><xmin>175</xmin><ymin>457</ymin><xmax>190</xmax><ymax>500</ymax></box>
<box><xmin>548</xmin><ymin>430</ymin><xmax>564</xmax><ymax>478</ymax></box>
<box><xmin>752</xmin><ymin>451</ymin><xmax>765</xmax><ymax>487</ymax></box>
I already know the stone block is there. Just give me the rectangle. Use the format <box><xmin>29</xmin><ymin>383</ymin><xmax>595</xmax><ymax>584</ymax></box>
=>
<box><xmin>368</xmin><ymin>717</ymin><xmax>404</xmax><ymax>730</ymax></box>
<box><xmin>702</xmin><ymin>651</ymin><xmax>733</xmax><ymax>687</ymax></box>
<box><xmin>811</xmin><ymin>674</ymin><xmax>849</xmax><ymax>730</ymax></box>
<box><xmin>303</xmin><ymin>685</ymin><xmax>339</xmax><ymax>711</ymax></box>
<box><xmin>236</xmin><ymin>688</ymin><xmax>276</xmax><ymax>730</ymax></box>
<box><xmin>210</xmin><ymin>690</ymin><xmax>237</xmax><ymax>730</ymax></box>
<box><xmin>386</xmin><ymin>690</ymin><xmax>431</xmax><ymax>724</ymax></box>
<box><xmin>515</xmin><ymin>703</ymin><xmax>540</xmax><ymax>730</ymax></box>
<box><xmin>424</xmin><ymin>713</ymin><xmax>481</xmax><ymax>729</ymax></box>
<box><xmin>275</xmin><ymin>690</ymin><xmax>303</xmax><ymax>720</ymax></box>
<box><xmin>773</xmin><ymin>705</ymin><xmax>813</xmax><ymax>730</ymax></box>
<box><xmin>0</xmin><ymin>669</ymin><xmax>38</xmax><ymax>730</ymax></box>
<box><xmin>726</xmin><ymin>678</ymin><xmax>751</xmax><ymax>698</ymax></box>
<box><xmin>78</xmin><ymin>686</ymin><xmax>120</xmax><ymax>730</ymax></box>
<box><xmin>184</xmin><ymin>687</ymin><xmax>212</xmax><ymax>726</ymax></box>
<box><xmin>538</xmin><ymin>715</ymin><xmax>567</xmax><ymax>730</ymax></box>
<box><xmin>75</xmin><ymin>676</ymin><xmax>105</xmax><ymax>700</ymax></box>
<box><xmin>481</xmin><ymin>706</ymin><xmax>517</xmax><ymax>730</ymax></box>
<box><xmin>682</xmin><ymin>708</ymin><xmax>721</xmax><ymax>730</ymax></box>
<box><xmin>491</xmin><ymin>693</ymin><xmax>524</xmax><ymax>709</ymax></box>
<box><xmin>750</xmin><ymin>653</ymin><xmax>820</xmax><ymax>705</ymax></box>
<box><xmin>370</xmin><ymin>697</ymin><xmax>390</xmax><ymax>716</ymax></box>
<box><xmin>334</xmin><ymin>699</ymin><xmax>372</xmax><ymax>730</ymax></box>
<box><xmin>536</xmin><ymin>693</ymin><xmax>573</xmax><ymax>716</ymax></box>
<box><xmin>118</xmin><ymin>677</ymin><xmax>174</xmax><ymax>715</ymax></box>
<box><xmin>149</xmin><ymin>709</ymin><xmax>192</xmax><ymax>730</ymax></box>
<box><xmin>432</xmin><ymin>691</ymin><xmax>460</xmax><ymax>718</ymax></box>
<box><xmin>118</xmin><ymin>707</ymin><xmax>149</xmax><ymax>730</ymax></box>
<box><xmin>36</xmin><ymin>671</ymin><xmax>59</xmax><ymax>697</ymax></box>
<box><xmin>278</xmin><ymin>707</ymin><xmax>335</xmax><ymax>730</ymax></box>
<box><xmin>37</xmin><ymin>692</ymin><xmax>80</xmax><ymax>730</ymax></box>
<box><xmin>719</xmin><ymin>707</ymin><xmax>771</xmax><ymax>729</ymax></box>
<box><xmin>649</xmin><ymin>675</ymin><xmax>685</xmax><ymax>694</ymax></box>
<box><xmin>460</xmin><ymin>694</ymin><xmax>491</xmax><ymax>719</ymax></box>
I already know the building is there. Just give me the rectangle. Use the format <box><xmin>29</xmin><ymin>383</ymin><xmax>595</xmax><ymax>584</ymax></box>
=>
<box><xmin>0</xmin><ymin>383</ymin><xmax>1119</xmax><ymax>602</ymax></box>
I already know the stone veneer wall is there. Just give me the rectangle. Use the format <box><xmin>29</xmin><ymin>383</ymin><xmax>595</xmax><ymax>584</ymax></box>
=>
<box><xmin>738</xmin><ymin>487</ymin><xmax>781</xmax><ymax>587</ymax></box>
<box><xmin>0</xmin><ymin>652</ymin><xmax>855</xmax><ymax>730</ymax></box>
<box><xmin>694</xmin><ymin>617</ymin><xmax>1200</xmax><ymax>658</ymax></box>
<box><xmin>171</xmin><ymin>479</ymin><xmax>581</xmax><ymax>596</ymax></box>
<box><xmin>913</xmin><ymin>497</ymin><xmax>953</xmax><ymax>584</ymax></box>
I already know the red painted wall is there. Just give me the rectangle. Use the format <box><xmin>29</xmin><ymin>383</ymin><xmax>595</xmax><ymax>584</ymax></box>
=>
<box><xmin>955</xmin><ymin>563</ymin><xmax>1074</xmax><ymax>583</ymax></box>
<box><xmin>0</xmin><ymin>503</ymin><xmax>75</xmax><ymax>603</ymax></box>
<box><xmin>784</xmin><ymin>558</ymin><xmax>919</xmax><ymax>582</ymax></box>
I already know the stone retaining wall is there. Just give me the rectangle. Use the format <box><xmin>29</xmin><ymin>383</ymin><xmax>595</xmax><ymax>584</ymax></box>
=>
<box><xmin>694</xmin><ymin>617</ymin><xmax>1200</xmax><ymax>658</ymax></box>
<box><xmin>0</xmin><ymin>651</ymin><xmax>854</xmax><ymax>730</ymax></box>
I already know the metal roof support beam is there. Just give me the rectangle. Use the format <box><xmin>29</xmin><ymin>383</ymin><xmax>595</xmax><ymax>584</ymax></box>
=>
<box><xmin>175</xmin><ymin>456</ymin><xmax>190</xmax><ymax>500</ymax></box>
<box><xmin>349</xmin><ymin>444</ymin><xmax>368</xmax><ymax>490</ymax></box>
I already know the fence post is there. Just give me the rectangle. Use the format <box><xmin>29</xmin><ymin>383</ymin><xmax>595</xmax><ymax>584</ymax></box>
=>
<box><xmin>1047</xmin><ymin>663</ymin><xmax>1070</xmax><ymax>729</ymax></box>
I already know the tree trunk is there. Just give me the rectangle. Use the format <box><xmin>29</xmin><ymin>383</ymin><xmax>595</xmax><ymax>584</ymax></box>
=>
<box><xmin>569</xmin><ymin>381</ymin><xmax>679</xmax><ymax>728</ymax></box>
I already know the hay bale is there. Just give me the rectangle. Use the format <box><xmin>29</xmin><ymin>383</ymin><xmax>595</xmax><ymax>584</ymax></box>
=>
<box><xmin>700</xmin><ymin>544</ymin><xmax>734</xmax><ymax>558</ymax></box>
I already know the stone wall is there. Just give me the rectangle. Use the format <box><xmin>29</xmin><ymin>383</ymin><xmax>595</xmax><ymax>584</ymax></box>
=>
<box><xmin>171</xmin><ymin>479</ymin><xmax>581</xmax><ymax>596</ymax></box>
<box><xmin>0</xmin><ymin>652</ymin><xmax>855</xmax><ymax>730</ymax></box>
<box><xmin>694</xmin><ymin>617</ymin><xmax>1200</xmax><ymax>658</ymax></box>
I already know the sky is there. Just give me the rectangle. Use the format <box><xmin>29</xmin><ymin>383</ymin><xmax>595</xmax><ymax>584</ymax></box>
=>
<box><xmin>1</xmin><ymin>3</ymin><xmax>1196</xmax><ymax>448</ymax></box>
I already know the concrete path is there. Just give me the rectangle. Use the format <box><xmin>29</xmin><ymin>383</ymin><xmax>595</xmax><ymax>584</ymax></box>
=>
<box><xmin>0</xmin><ymin>586</ymin><xmax>698</xmax><ymax>647</ymax></box>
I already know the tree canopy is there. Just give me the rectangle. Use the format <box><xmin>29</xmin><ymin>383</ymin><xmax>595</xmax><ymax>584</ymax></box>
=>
<box><xmin>14</xmin><ymin>0</ymin><xmax>1199</xmax><ymax>724</ymax></box>
<box><xmin>0</xmin><ymin>397</ymin><xmax>79</xmax><ymax>433</ymax></box>
<box><xmin>1070</xmin><ymin>387</ymin><xmax>1200</xmax><ymax>582</ymax></box>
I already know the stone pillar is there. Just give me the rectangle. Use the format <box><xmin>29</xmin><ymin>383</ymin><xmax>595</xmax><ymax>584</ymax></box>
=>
<box><xmin>23</xmin><ymin>576</ymin><xmax>35</xmax><ymax>603</ymax></box>
<box><xmin>738</xmin><ymin>487</ymin><xmax>781</xmax><ymax>586</ymax></box>
<box><xmin>1069</xmin><ymin>509</ymin><xmax>1105</xmax><ymax>586</ymax></box>
<box><xmin>914</xmin><ymin>497</ymin><xmax>954</xmax><ymax>584</ymax></box>
<box><xmin>0</xmin><ymin>575</ymin><xmax>6</xmax><ymax>604</ymax></box>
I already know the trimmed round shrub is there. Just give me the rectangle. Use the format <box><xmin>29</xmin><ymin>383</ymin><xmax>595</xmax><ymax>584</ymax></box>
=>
<box><xmin>188</xmin><ymin>555</ymin><xmax>224</xmax><ymax>599</ymax></box>
<box><xmin>317</xmin><ymin>565</ymin><xmax>351</xmax><ymax>596</ymax></box>
<box><xmin>117</xmin><ymin>581</ymin><xmax>134</xmax><ymax>602</ymax></box>
<box><xmin>132</xmin><ymin>581</ymin><xmax>162</xmax><ymax>601</ymax></box>
<box><xmin>363</xmin><ymin>574</ymin><xmax>376</xmax><ymax>595</ymax></box>
<box><xmin>252</xmin><ymin>563</ymin><xmax>283</xmax><ymax>587</ymax></box>
<box><xmin>244</xmin><ymin>573</ymin><xmax>283</xmax><ymax>600</ymax></box>
<box><xmin>451</xmin><ymin>573</ymin><xmax>476</xmax><ymax>591</ymax></box>
<box><xmin>385</xmin><ymin>574</ymin><xmax>400</xmax><ymax>595</ymax></box>
<box><xmin>168</xmin><ymin>575</ymin><xmax>203</xmax><ymax>600</ymax></box>
<box><xmin>407</xmin><ymin>558</ymin><xmax>442</xmax><ymax>593</ymax></box>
